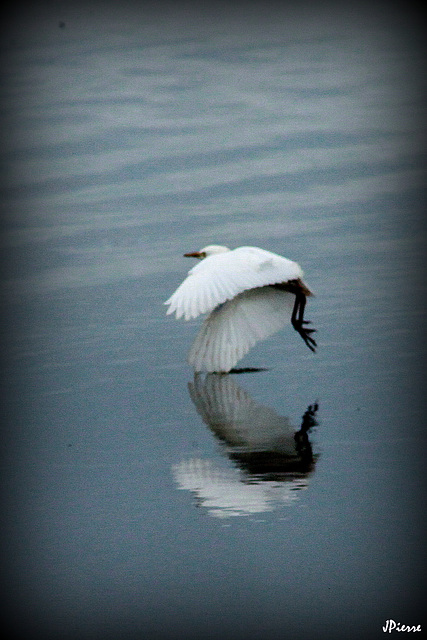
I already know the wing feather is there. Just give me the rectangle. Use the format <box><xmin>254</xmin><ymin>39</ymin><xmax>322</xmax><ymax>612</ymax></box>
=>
<box><xmin>165</xmin><ymin>246</ymin><xmax>303</xmax><ymax>320</ymax></box>
<box><xmin>187</xmin><ymin>286</ymin><xmax>295</xmax><ymax>372</ymax></box>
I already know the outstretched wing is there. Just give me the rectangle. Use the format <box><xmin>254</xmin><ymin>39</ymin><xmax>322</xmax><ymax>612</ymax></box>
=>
<box><xmin>165</xmin><ymin>246</ymin><xmax>303</xmax><ymax>320</ymax></box>
<box><xmin>187</xmin><ymin>285</ymin><xmax>295</xmax><ymax>372</ymax></box>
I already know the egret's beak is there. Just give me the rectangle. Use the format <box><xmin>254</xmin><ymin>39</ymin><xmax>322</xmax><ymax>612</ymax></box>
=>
<box><xmin>184</xmin><ymin>251</ymin><xmax>203</xmax><ymax>258</ymax></box>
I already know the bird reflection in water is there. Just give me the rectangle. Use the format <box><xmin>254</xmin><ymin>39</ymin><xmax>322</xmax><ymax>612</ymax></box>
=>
<box><xmin>172</xmin><ymin>374</ymin><xmax>319</xmax><ymax>518</ymax></box>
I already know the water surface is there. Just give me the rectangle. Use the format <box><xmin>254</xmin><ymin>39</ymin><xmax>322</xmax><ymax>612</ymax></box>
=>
<box><xmin>2</xmin><ymin>4</ymin><xmax>426</xmax><ymax>640</ymax></box>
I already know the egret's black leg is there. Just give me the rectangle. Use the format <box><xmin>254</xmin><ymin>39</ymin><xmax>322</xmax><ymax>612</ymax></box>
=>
<box><xmin>291</xmin><ymin>292</ymin><xmax>317</xmax><ymax>352</ymax></box>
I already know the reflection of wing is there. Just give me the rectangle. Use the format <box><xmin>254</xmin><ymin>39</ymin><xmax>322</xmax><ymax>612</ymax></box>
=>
<box><xmin>172</xmin><ymin>458</ymin><xmax>309</xmax><ymax>518</ymax></box>
<box><xmin>188</xmin><ymin>372</ymin><xmax>296</xmax><ymax>452</ymax></box>
<box><xmin>188</xmin><ymin>286</ymin><xmax>295</xmax><ymax>373</ymax></box>
<box><xmin>172</xmin><ymin>375</ymin><xmax>319</xmax><ymax>518</ymax></box>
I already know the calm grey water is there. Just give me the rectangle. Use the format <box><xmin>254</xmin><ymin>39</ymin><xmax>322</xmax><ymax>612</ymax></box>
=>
<box><xmin>2</xmin><ymin>3</ymin><xmax>426</xmax><ymax>640</ymax></box>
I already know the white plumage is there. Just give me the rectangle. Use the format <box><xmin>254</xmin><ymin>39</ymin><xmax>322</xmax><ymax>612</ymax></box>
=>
<box><xmin>165</xmin><ymin>245</ymin><xmax>316</xmax><ymax>372</ymax></box>
<box><xmin>187</xmin><ymin>286</ymin><xmax>295</xmax><ymax>373</ymax></box>
<box><xmin>166</xmin><ymin>246</ymin><xmax>302</xmax><ymax>320</ymax></box>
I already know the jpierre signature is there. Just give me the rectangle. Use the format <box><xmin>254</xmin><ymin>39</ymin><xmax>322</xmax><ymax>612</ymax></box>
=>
<box><xmin>383</xmin><ymin>620</ymin><xmax>421</xmax><ymax>633</ymax></box>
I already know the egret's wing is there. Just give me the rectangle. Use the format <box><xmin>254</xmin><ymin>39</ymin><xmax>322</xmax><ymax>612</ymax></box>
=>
<box><xmin>165</xmin><ymin>246</ymin><xmax>302</xmax><ymax>320</ymax></box>
<box><xmin>188</xmin><ymin>286</ymin><xmax>295</xmax><ymax>372</ymax></box>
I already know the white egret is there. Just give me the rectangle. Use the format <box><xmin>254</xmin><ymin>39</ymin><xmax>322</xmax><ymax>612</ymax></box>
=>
<box><xmin>165</xmin><ymin>245</ymin><xmax>316</xmax><ymax>372</ymax></box>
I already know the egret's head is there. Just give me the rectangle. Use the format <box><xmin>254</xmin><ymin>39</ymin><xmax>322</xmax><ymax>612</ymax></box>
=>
<box><xmin>184</xmin><ymin>245</ymin><xmax>230</xmax><ymax>259</ymax></box>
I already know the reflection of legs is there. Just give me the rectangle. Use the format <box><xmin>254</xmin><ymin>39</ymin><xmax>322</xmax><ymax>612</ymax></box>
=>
<box><xmin>294</xmin><ymin>402</ymin><xmax>319</xmax><ymax>463</ymax></box>
<box><xmin>291</xmin><ymin>292</ymin><xmax>317</xmax><ymax>352</ymax></box>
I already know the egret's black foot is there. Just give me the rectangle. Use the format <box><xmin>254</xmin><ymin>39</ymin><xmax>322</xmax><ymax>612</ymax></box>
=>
<box><xmin>292</xmin><ymin>320</ymin><xmax>317</xmax><ymax>352</ymax></box>
<box><xmin>290</xmin><ymin>289</ymin><xmax>317</xmax><ymax>352</ymax></box>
